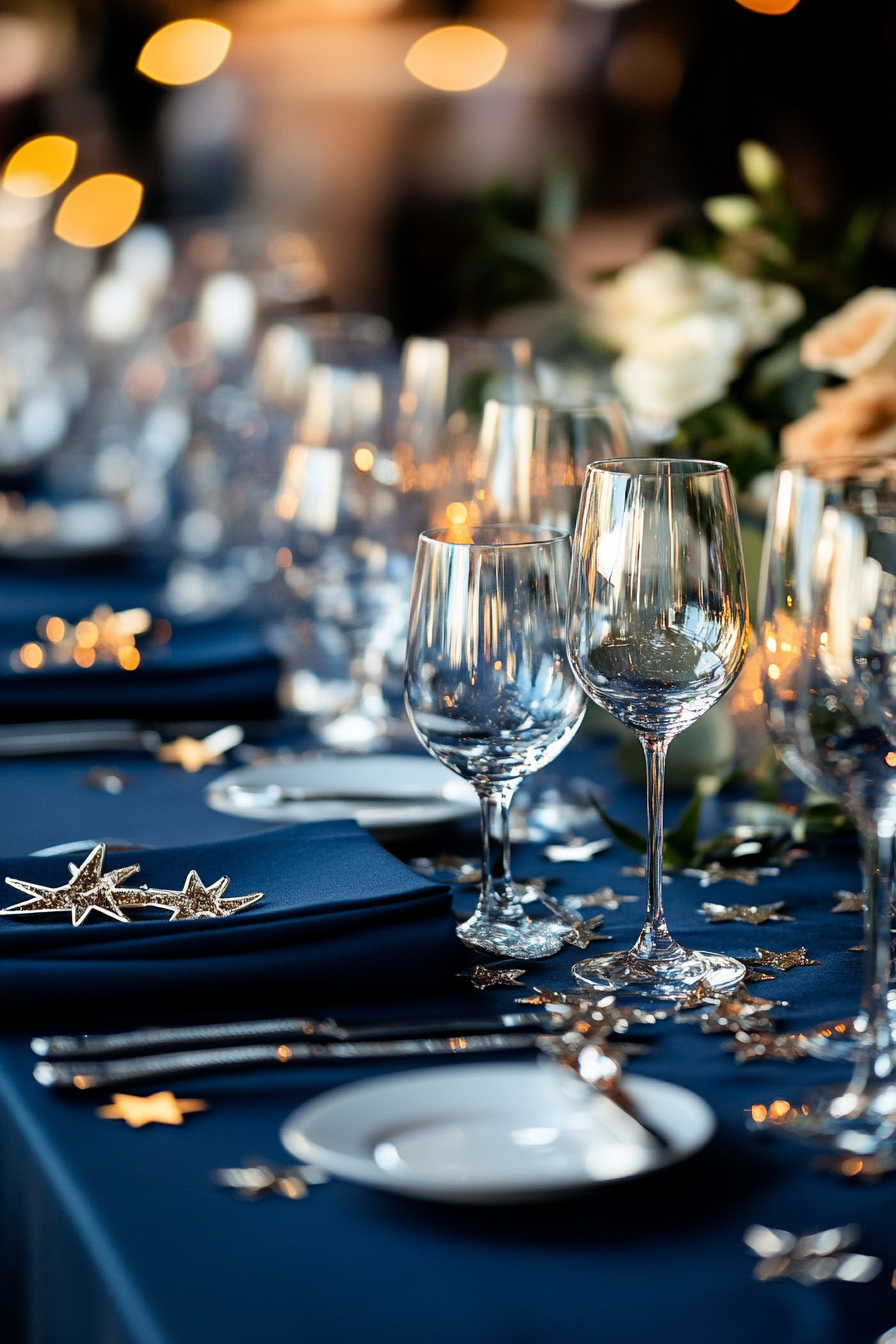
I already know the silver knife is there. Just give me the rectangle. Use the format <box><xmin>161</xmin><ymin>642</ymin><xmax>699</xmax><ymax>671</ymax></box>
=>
<box><xmin>31</xmin><ymin>1013</ymin><xmax>550</xmax><ymax>1059</ymax></box>
<box><xmin>33</xmin><ymin>1033</ymin><xmax>542</xmax><ymax>1090</ymax></box>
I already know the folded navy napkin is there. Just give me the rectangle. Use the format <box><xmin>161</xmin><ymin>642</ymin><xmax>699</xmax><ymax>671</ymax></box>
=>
<box><xmin>0</xmin><ymin>821</ymin><xmax>458</xmax><ymax>1018</ymax></box>
<box><xmin>0</xmin><ymin>618</ymin><xmax>280</xmax><ymax>722</ymax></box>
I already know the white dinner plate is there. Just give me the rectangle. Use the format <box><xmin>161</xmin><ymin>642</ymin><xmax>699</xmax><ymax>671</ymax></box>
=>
<box><xmin>280</xmin><ymin>1062</ymin><xmax>716</xmax><ymax>1204</ymax></box>
<box><xmin>205</xmin><ymin>753</ymin><xmax>479</xmax><ymax>832</ymax></box>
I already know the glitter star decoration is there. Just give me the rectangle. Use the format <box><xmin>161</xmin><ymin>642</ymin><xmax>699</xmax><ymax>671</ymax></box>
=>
<box><xmin>563</xmin><ymin>887</ymin><xmax>639</xmax><ymax>911</ymax></box>
<box><xmin>700</xmin><ymin>901</ymin><xmax>794</xmax><ymax>925</ymax></box>
<box><xmin>156</xmin><ymin>724</ymin><xmax>243</xmax><ymax>773</ymax></box>
<box><xmin>741</xmin><ymin>947</ymin><xmax>821</xmax><ymax>972</ymax></box>
<box><xmin>743</xmin><ymin>967</ymin><xmax>777</xmax><ymax>984</ymax></box>
<box><xmin>96</xmin><ymin>1091</ymin><xmax>209</xmax><ymax>1127</ymax></box>
<box><xmin>727</xmin><ymin>1030</ymin><xmax>806</xmax><ymax>1063</ymax></box>
<box><xmin>744</xmin><ymin>1222</ymin><xmax>881</xmax><ymax>1286</ymax></box>
<box><xmin>122</xmin><ymin>871</ymin><xmax>263</xmax><ymax>921</ymax></box>
<box><xmin>539</xmin><ymin>894</ymin><xmax>612</xmax><ymax>949</ymax></box>
<box><xmin>0</xmin><ymin>843</ymin><xmax>140</xmax><ymax>926</ymax></box>
<box><xmin>832</xmin><ymin>890</ymin><xmax>864</xmax><ymax>914</ymax></box>
<box><xmin>681</xmin><ymin>863</ymin><xmax>781</xmax><ymax>887</ymax></box>
<box><xmin>211</xmin><ymin>1160</ymin><xmax>330</xmax><ymax>1200</ymax></box>
<box><xmin>458</xmin><ymin>965</ymin><xmax>527</xmax><ymax>990</ymax></box>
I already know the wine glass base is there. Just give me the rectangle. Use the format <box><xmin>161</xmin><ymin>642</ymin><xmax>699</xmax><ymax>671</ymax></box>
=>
<box><xmin>572</xmin><ymin>947</ymin><xmax>745</xmax><ymax>1001</ymax></box>
<box><xmin>801</xmin><ymin>993</ymin><xmax>896</xmax><ymax>1061</ymax></box>
<box><xmin>760</xmin><ymin>1083</ymin><xmax>896</xmax><ymax>1154</ymax></box>
<box><xmin>456</xmin><ymin>913</ymin><xmax>570</xmax><ymax>959</ymax></box>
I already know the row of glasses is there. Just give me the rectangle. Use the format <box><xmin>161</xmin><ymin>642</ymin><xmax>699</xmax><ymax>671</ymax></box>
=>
<box><xmin>405</xmin><ymin>458</ymin><xmax>751</xmax><ymax>987</ymax></box>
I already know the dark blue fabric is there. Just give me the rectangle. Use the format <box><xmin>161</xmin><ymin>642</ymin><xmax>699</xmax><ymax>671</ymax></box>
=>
<box><xmin>0</xmin><ymin>738</ymin><xmax>894</xmax><ymax>1344</ymax></box>
<box><xmin>0</xmin><ymin>566</ymin><xmax>280</xmax><ymax>720</ymax></box>
<box><xmin>0</xmin><ymin>822</ymin><xmax>457</xmax><ymax>1015</ymax></box>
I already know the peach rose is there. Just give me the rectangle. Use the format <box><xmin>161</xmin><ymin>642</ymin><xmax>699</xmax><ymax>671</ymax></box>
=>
<box><xmin>801</xmin><ymin>288</ymin><xmax>896</xmax><ymax>378</ymax></box>
<box><xmin>781</xmin><ymin>372</ymin><xmax>896</xmax><ymax>479</ymax></box>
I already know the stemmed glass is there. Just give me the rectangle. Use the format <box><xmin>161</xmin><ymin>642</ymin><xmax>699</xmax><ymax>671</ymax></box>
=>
<box><xmin>774</xmin><ymin>497</ymin><xmax>896</xmax><ymax>1151</ymax></box>
<box><xmin>759</xmin><ymin>466</ymin><xmax>895</xmax><ymax>1059</ymax></box>
<box><xmin>404</xmin><ymin>525</ymin><xmax>586</xmax><ymax>958</ymax></box>
<box><xmin>566</xmin><ymin>459</ymin><xmax>750</xmax><ymax>998</ymax></box>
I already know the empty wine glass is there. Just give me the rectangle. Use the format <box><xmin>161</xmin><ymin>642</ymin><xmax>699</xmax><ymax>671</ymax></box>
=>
<box><xmin>566</xmin><ymin>459</ymin><xmax>749</xmax><ymax>998</ymax></box>
<box><xmin>405</xmin><ymin>525</ymin><xmax>586</xmax><ymax>958</ymax></box>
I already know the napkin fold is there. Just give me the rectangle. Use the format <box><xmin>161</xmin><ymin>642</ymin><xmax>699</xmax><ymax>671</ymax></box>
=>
<box><xmin>0</xmin><ymin>821</ymin><xmax>458</xmax><ymax>1018</ymax></box>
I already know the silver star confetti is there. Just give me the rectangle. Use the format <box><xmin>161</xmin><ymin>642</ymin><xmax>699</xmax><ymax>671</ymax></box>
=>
<box><xmin>741</xmin><ymin>947</ymin><xmax>820</xmax><ymax>972</ymax></box>
<box><xmin>694</xmin><ymin>1003</ymin><xmax>778</xmax><ymax>1034</ymax></box>
<box><xmin>1</xmin><ymin>843</ymin><xmax>140</xmax><ymax>926</ymax></box>
<box><xmin>458</xmin><ymin>965</ymin><xmax>527</xmax><ymax>989</ymax></box>
<box><xmin>121</xmin><ymin>871</ymin><xmax>263</xmax><ymax>920</ymax></box>
<box><xmin>681</xmin><ymin>863</ymin><xmax>781</xmax><ymax>887</ymax></box>
<box><xmin>744</xmin><ymin>1223</ymin><xmax>881</xmax><ymax>1285</ymax></box>
<box><xmin>563</xmin><ymin>887</ymin><xmax>639</xmax><ymax>911</ymax></box>
<box><xmin>538</xmin><ymin>894</ymin><xmax>612</xmax><ymax>949</ymax></box>
<box><xmin>699</xmin><ymin>901</ymin><xmax>794</xmax><ymax>925</ymax></box>
<box><xmin>832</xmin><ymin>890</ymin><xmax>864</xmax><ymax>913</ymax></box>
<box><xmin>543</xmin><ymin>838</ymin><xmax>613</xmax><ymax>863</ymax></box>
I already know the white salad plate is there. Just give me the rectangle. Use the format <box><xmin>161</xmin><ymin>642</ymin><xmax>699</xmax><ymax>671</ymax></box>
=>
<box><xmin>280</xmin><ymin>1062</ymin><xmax>715</xmax><ymax>1204</ymax></box>
<box><xmin>205</xmin><ymin>753</ymin><xmax>479</xmax><ymax>832</ymax></box>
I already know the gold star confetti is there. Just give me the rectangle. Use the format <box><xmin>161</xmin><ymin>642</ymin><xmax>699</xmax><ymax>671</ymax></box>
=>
<box><xmin>727</xmin><ymin>1030</ymin><xmax>806</xmax><ymax>1063</ymax></box>
<box><xmin>458</xmin><ymin>965</ymin><xmax>527</xmax><ymax>989</ymax></box>
<box><xmin>563</xmin><ymin>887</ymin><xmax>638</xmax><ymax>911</ymax></box>
<box><xmin>729</xmin><ymin>986</ymin><xmax>788</xmax><ymax>1009</ymax></box>
<box><xmin>1</xmin><ymin>843</ymin><xmax>140</xmax><ymax>926</ymax></box>
<box><xmin>121</xmin><ymin>871</ymin><xmax>263</xmax><ymax>921</ymax></box>
<box><xmin>741</xmin><ymin>947</ymin><xmax>821</xmax><ymax>971</ymax></box>
<box><xmin>676</xmin><ymin>981</ymin><xmax>714</xmax><ymax>1010</ymax></box>
<box><xmin>96</xmin><ymin>1091</ymin><xmax>209</xmax><ymax>1127</ymax></box>
<box><xmin>700</xmin><ymin>901</ymin><xmax>794</xmax><ymax>925</ymax></box>
<box><xmin>832</xmin><ymin>890</ymin><xmax>864</xmax><ymax>914</ymax></box>
<box><xmin>743</xmin><ymin>967</ymin><xmax>777</xmax><ymax>984</ymax></box>
<box><xmin>156</xmin><ymin>724</ymin><xmax>243</xmax><ymax>773</ymax></box>
<box><xmin>696</xmin><ymin>1003</ymin><xmax>778</xmax><ymax>1034</ymax></box>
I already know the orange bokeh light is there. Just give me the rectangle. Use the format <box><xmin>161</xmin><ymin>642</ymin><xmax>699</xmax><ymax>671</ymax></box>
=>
<box><xmin>734</xmin><ymin>0</ymin><xmax>801</xmax><ymax>12</ymax></box>
<box><xmin>405</xmin><ymin>25</ymin><xmax>507</xmax><ymax>93</ymax></box>
<box><xmin>54</xmin><ymin>174</ymin><xmax>143</xmax><ymax>249</ymax></box>
<box><xmin>137</xmin><ymin>19</ymin><xmax>231</xmax><ymax>87</ymax></box>
<box><xmin>3</xmin><ymin>135</ymin><xmax>77</xmax><ymax>198</ymax></box>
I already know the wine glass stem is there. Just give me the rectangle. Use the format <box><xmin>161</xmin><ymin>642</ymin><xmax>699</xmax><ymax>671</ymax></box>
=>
<box><xmin>477</xmin><ymin>788</ymin><xmax>522</xmax><ymax>919</ymax></box>
<box><xmin>850</xmin><ymin>808</ymin><xmax>895</xmax><ymax>1090</ymax></box>
<box><xmin>634</xmin><ymin>734</ymin><xmax>676</xmax><ymax>960</ymax></box>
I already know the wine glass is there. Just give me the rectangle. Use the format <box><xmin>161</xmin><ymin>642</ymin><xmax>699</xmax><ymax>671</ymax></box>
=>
<box><xmin>759</xmin><ymin>466</ymin><xmax>894</xmax><ymax>1059</ymax></box>
<box><xmin>773</xmin><ymin>497</ymin><xmax>896</xmax><ymax>1152</ymax></box>
<box><xmin>566</xmin><ymin>458</ymin><xmax>749</xmax><ymax>998</ymax></box>
<box><xmin>404</xmin><ymin>524</ymin><xmax>586</xmax><ymax>958</ymax></box>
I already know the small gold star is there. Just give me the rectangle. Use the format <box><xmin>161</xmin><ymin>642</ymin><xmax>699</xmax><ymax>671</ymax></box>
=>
<box><xmin>122</xmin><ymin>871</ymin><xmax>263</xmax><ymax>920</ymax></box>
<box><xmin>741</xmin><ymin>947</ymin><xmax>821</xmax><ymax>971</ymax></box>
<box><xmin>728</xmin><ymin>1031</ymin><xmax>806</xmax><ymax>1063</ymax></box>
<box><xmin>458</xmin><ymin>966</ymin><xmax>526</xmax><ymax>989</ymax></box>
<box><xmin>96</xmin><ymin>1091</ymin><xmax>209</xmax><ymax>1127</ymax></box>
<box><xmin>539</xmin><ymin>894</ymin><xmax>612</xmax><ymax>948</ymax></box>
<box><xmin>832</xmin><ymin>890</ymin><xmax>864</xmax><ymax>914</ymax></box>
<box><xmin>676</xmin><ymin>981</ymin><xmax>714</xmax><ymax>1010</ymax></box>
<box><xmin>157</xmin><ymin>737</ymin><xmax>225</xmax><ymax>772</ymax></box>
<box><xmin>1</xmin><ymin>843</ymin><xmax>140</xmax><ymax>925</ymax></box>
<box><xmin>700</xmin><ymin>901</ymin><xmax>794</xmax><ymax>925</ymax></box>
<box><xmin>743</xmin><ymin>967</ymin><xmax>777</xmax><ymax>983</ymax></box>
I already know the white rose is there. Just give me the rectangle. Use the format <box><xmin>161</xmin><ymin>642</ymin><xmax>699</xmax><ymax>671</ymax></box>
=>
<box><xmin>612</xmin><ymin>312</ymin><xmax>742</xmax><ymax>428</ymax></box>
<box><xmin>735</xmin><ymin>279</ymin><xmax>805</xmax><ymax>352</ymax></box>
<box><xmin>800</xmin><ymin>288</ymin><xmax>896</xmax><ymax>378</ymax></box>
<box><xmin>589</xmin><ymin>250</ymin><xmax>710</xmax><ymax>350</ymax></box>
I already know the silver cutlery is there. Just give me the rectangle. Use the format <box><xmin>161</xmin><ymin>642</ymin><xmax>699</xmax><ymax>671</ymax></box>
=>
<box><xmin>33</xmin><ymin>1032</ymin><xmax>543</xmax><ymax>1090</ymax></box>
<box><xmin>0</xmin><ymin>720</ymin><xmax>161</xmax><ymax>756</ymax></box>
<box><xmin>31</xmin><ymin>1012</ymin><xmax>552</xmax><ymax>1059</ymax></box>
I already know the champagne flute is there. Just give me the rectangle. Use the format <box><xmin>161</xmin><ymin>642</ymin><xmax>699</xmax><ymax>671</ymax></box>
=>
<box><xmin>404</xmin><ymin>525</ymin><xmax>586</xmax><ymax>958</ymax></box>
<box><xmin>566</xmin><ymin>459</ymin><xmax>749</xmax><ymax>998</ymax></box>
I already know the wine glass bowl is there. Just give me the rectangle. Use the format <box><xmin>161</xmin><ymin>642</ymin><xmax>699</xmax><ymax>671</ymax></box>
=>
<box><xmin>566</xmin><ymin>459</ymin><xmax>750</xmax><ymax>998</ymax></box>
<box><xmin>405</xmin><ymin>524</ymin><xmax>586</xmax><ymax>958</ymax></box>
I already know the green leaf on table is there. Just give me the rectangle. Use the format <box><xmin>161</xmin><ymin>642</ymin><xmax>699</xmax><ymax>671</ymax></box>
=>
<box><xmin>592</xmin><ymin>788</ymin><xmax>705</xmax><ymax>867</ymax></box>
<box><xmin>591</xmin><ymin>797</ymin><xmax>647</xmax><ymax>855</ymax></box>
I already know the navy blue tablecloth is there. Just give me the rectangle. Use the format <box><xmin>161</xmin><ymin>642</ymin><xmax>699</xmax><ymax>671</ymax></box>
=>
<box><xmin>0</xmin><ymin>738</ymin><xmax>894</xmax><ymax>1344</ymax></box>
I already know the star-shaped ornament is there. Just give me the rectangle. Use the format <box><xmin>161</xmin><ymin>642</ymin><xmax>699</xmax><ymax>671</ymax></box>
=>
<box><xmin>563</xmin><ymin>887</ymin><xmax>639</xmax><ymax>911</ymax></box>
<box><xmin>743</xmin><ymin>967</ymin><xmax>777</xmax><ymax>984</ymax></box>
<box><xmin>122</xmin><ymin>871</ymin><xmax>263</xmax><ymax>920</ymax></box>
<box><xmin>696</xmin><ymin>1002</ymin><xmax>778</xmax><ymax>1035</ymax></box>
<box><xmin>729</xmin><ymin>985</ymin><xmax>788</xmax><ymax>1008</ymax></box>
<box><xmin>727</xmin><ymin>1030</ymin><xmax>806</xmax><ymax>1063</ymax></box>
<box><xmin>832</xmin><ymin>890</ymin><xmax>864</xmax><ymax>914</ymax></box>
<box><xmin>700</xmin><ymin>901</ymin><xmax>794</xmax><ymax>925</ymax></box>
<box><xmin>539</xmin><ymin>894</ymin><xmax>612</xmax><ymax>949</ymax></box>
<box><xmin>741</xmin><ymin>947</ymin><xmax>821</xmax><ymax>972</ymax></box>
<box><xmin>458</xmin><ymin>965</ymin><xmax>527</xmax><ymax>990</ymax></box>
<box><xmin>96</xmin><ymin>1091</ymin><xmax>209</xmax><ymax>1127</ymax></box>
<box><xmin>681</xmin><ymin>863</ymin><xmax>781</xmax><ymax>887</ymax></box>
<box><xmin>543</xmin><ymin>838</ymin><xmax>612</xmax><ymax>863</ymax></box>
<box><xmin>156</xmin><ymin>724</ymin><xmax>243</xmax><ymax>773</ymax></box>
<box><xmin>1</xmin><ymin>843</ymin><xmax>140</xmax><ymax>926</ymax></box>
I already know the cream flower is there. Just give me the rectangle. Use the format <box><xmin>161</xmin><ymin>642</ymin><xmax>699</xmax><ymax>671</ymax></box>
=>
<box><xmin>780</xmin><ymin>372</ymin><xmax>896</xmax><ymax>480</ymax></box>
<box><xmin>801</xmin><ymin>288</ymin><xmax>896</xmax><ymax>379</ymax></box>
<box><xmin>612</xmin><ymin>312</ymin><xmax>743</xmax><ymax>428</ymax></box>
<box><xmin>735</xmin><ymin>279</ymin><xmax>805</xmax><ymax>353</ymax></box>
